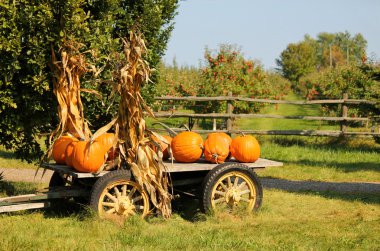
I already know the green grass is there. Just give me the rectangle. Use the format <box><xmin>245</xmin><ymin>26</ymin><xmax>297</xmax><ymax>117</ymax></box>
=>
<box><xmin>0</xmin><ymin>184</ymin><xmax>379</xmax><ymax>250</ymax></box>
<box><xmin>236</xmin><ymin>92</ymin><xmax>339</xmax><ymax>131</ymax></box>
<box><xmin>257</xmin><ymin>137</ymin><xmax>380</xmax><ymax>183</ymax></box>
<box><xmin>0</xmin><ymin>146</ymin><xmax>38</xmax><ymax>169</ymax></box>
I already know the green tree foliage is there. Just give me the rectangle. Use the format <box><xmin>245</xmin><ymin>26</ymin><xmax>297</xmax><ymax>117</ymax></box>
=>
<box><xmin>0</xmin><ymin>0</ymin><xmax>178</xmax><ymax>161</ymax></box>
<box><xmin>198</xmin><ymin>45</ymin><xmax>272</xmax><ymax>114</ymax></box>
<box><xmin>299</xmin><ymin>63</ymin><xmax>380</xmax><ymax>117</ymax></box>
<box><xmin>154</xmin><ymin>46</ymin><xmax>291</xmax><ymax>117</ymax></box>
<box><xmin>277</xmin><ymin>32</ymin><xmax>368</xmax><ymax>82</ymax></box>
<box><xmin>276</xmin><ymin>40</ymin><xmax>318</xmax><ymax>83</ymax></box>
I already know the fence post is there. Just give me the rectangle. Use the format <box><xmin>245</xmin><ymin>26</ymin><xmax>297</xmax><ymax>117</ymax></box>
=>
<box><xmin>226</xmin><ymin>92</ymin><xmax>233</xmax><ymax>132</ymax></box>
<box><xmin>340</xmin><ymin>93</ymin><xmax>348</xmax><ymax>134</ymax></box>
<box><xmin>212</xmin><ymin>111</ymin><xmax>216</xmax><ymax>131</ymax></box>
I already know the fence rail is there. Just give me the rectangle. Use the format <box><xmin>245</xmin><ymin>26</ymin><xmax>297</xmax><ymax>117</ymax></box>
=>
<box><xmin>153</xmin><ymin>92</ymin><xmax>380</xmax><ymax>137</ymax></box>
<box><xmin>155</xmin><ymin>96</ymin><xmax>378</xmax><ymax>105</ymax></box>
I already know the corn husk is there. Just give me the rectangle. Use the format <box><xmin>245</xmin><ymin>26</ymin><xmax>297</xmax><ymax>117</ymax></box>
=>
<box><xmin>110</xmin><ymin>31</ymin><xmax>172</xmax><ymax>218</ymax></box>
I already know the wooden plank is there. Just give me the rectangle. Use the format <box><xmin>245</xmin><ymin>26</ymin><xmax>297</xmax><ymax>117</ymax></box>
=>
<box><xmin>154</xmin><ymin>112</ymin><xmax>369</xmax><ymax>122</ymax></box>
<box><xmin>0</xmin><ymin>194</ymin><xmax>47</xmax><ymax>203</ymax></box>
<box><xmin>41</xmin><ymin>158</ymin><xmax>283</xmax><ymax>175</ymax></box>
<box><xmin>41</xmin><ymin>163</ymin><xmax>109</xmax><ymax>178</ymax></box>
<box><xmin>164</xmin><ymin>158</ymin><xmax>283</xmax><ymax>173</ymax></box>
<box><xmin>0</xmin><ymin>202</ymin><xmax>50</xmax><ymax>213</ymax></box>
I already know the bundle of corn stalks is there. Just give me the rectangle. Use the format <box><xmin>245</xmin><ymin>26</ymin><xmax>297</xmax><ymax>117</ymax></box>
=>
<box><xmin>46</xmin><ymin>40</ymin><xmax>93</xmax><ymax>158</ymax></box>
<box><xmin>109</xmin><ymin>31</ymin><xmax>172</xmax><ymax>218</ymax></box>
<box><xmin>50</xmin><ymin>40</ymin><xmax>91</xmax><ymax>140</ymax></box>
<box><xmin>0</xmin><ymin>171</ymin><xmax>3</xmax><ymax>181</ymax></box>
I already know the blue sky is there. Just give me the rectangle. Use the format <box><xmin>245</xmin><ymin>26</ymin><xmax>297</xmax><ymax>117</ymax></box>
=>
<box><xmin>163</xmin><ymin>0</ymin><xmax>380</xmax><ymax>69</ymax></box>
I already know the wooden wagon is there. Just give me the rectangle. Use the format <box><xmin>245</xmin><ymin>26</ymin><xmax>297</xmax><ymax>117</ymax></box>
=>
<box><xmin>0</xmin><ymin>158</ymin><xmax>282</xmax><ymax>218</ymax></box>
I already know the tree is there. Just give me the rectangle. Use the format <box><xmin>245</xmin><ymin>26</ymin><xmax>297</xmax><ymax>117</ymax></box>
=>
<box><xmin>0</xmin><ymin>0</ymin><xmax>178</xmax><ymax>161</ymax></box>
<box><xmin>317</xmin><ymin>31</ymin><xmax>367</xmax><ymax>68</ymax></box>
<box><xmin>300</xmin><ymin>64</ymin><xmax>380</xmax><ymax>117</ymax></box>
<box><xmin>277</xmin><ymin>32</ymin><xmax>368</xmax><ymax>83</ymax></box>
<box><xmin>276</xmin><ymin>40</ymin><xmax>318</xmax><ymax>82</ymax></box>
<box><xmin>197</xmin><ymin>44</ymin><xmax>271</xmax><ymax>114</ymax></box>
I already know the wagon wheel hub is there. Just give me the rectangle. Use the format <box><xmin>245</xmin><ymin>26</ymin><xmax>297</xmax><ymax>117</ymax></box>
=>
<box><xmin>225</xmin><ymin>188</ymin><xmax>241</xmax><ymax>205</ymax></box>
<box><xmin>117</xmin><ymin>196</ymin><xmax>135</xmax><ymax>214</ymax></box>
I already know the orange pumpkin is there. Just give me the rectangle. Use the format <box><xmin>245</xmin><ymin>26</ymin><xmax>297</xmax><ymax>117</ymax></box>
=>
<box><xmin>230</xmin><ymin>135</ymin><xmax>260</xmax><ymax>163</ymax></box>
<box><xmin>72</xmin><ymin>140</ymin><xmax>107</xmax><ymax>173</ymax></box>
<box><xmin>96</xmin><ymin>133</ymin><xmax>118</xmax><ymax>160</ymax></box>
<box><xmin>65</xmin><ymin>140</ymin><xmax>79</xmax><ymax>167</ymax></box>
<box><xmin>204</xmin><ymin>133</ymin><xmax>231</xmax><ymax>163</ymax></box>
<box><xmin>153</xmin><ymin>135</ymin><xmax>172</xmax><ymax>160</ymax></box>
<box><xmin>171</xmin><ymin>131</ymin><xmax>203</xmax><ymax>163</ymax></box>
<box><xmin>52</xmin><ymin>135</ymin><xmax>78</xmax><ymax>164</ymax></box>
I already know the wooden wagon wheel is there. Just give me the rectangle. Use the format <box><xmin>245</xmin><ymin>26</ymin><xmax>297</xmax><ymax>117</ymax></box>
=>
<box><xmin>200</xmin><ymin>163</ymin><xmax>263</xmax><ymax>214</ymax></box>
<box><xmin>90</xmin><ymin>170</ymin><xmax>150</xmax><ymax>219</ymax></box>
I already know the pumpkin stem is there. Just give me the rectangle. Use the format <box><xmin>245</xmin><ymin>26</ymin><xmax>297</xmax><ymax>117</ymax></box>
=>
<box><xmin>212</xmin><ymin>153</ymin><xmax>219</xmax><ymax>164</ymax></box>
<box><xmin>239</xmin><ymin>131</ymin><xmax>246</xmax><ymax>136</ymax></box>
<box><xmin>152</xmin><ymin>122</ymin><xmax>177</xmax><ymax>137</ymax></box>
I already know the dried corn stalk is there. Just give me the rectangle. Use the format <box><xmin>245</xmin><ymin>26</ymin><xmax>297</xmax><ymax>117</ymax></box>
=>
<box><xmin>112</xmin><ymin>31</ymin><xmax>172</xmax><ymax>218</ymax></box>
<box><xmin>49</xmin><ymin>40</ymin><xmax>91</xmax><ymax>147</ymax></box>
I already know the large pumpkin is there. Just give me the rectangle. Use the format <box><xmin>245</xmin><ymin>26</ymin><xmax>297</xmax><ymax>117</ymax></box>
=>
<box><xmin>65</xmin><ymin>140</ymin><xmax>79</xmax><ymax>167</ymax></box>
<box><xmin>72</xmin><ymin>140</ymin><xmax>107</xmax><ymax>173</ymax></box>
<box><xmin>171</xmin><ymin>131</ymin><xmax>203</xmax><ymax>163</ymax></box>
<box><xmin>96</xmin><ymin>133</ymin><xmax>118</xmax><ymax>160</ymax></box>
<box><xmin>204</xmin><ymin>133</ymin><xmax>231</xmax><ymax>163</ymax></box>
<box><xmin>230</xmin><ymin>135</ymin><xmax>260</xmax><ymax>163</ymax></box>
<box><xmin>52</xmin><ymin>135</ymin><xmax>78</xmax><ymax>164</ymax></box>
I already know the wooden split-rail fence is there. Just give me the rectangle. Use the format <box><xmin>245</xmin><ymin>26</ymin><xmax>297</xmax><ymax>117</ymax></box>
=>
<box><xmin>153</xmin><ymin>92</ymin><xmax>380</xmax><ymax>137</ymax></box>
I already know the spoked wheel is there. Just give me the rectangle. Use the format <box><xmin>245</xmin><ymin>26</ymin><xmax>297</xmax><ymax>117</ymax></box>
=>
<box><xmin>201</xmin><ymin>163</ymin><xmax>263</xmax><ymax>214</ymax></box>
<box><xmin>90</xmin><ymin>170</ymin><xmax>150</xmax><ymax>219</ymax></box>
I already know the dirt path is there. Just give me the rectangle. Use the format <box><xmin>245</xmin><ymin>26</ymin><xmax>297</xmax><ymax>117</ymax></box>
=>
<box><xmin>1</xmin><ymin>167</ymin><xmax>379</xmax><ymax>194</ymax></box>
<box><xmin>0</xmin><ymin>168</ymin><xmax>53</xmax><ymax>184</ymax></box>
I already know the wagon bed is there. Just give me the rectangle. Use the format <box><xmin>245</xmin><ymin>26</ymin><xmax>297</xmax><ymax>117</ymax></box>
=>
<box><xmin>1</xmin><ymin>158</ymin><xmax>283</xmax><ymax>215</ymax></box>
<box><xmin>40</xmin><ymin>158</ymin><xmax>283</xmax><ymax>178</ymax></box>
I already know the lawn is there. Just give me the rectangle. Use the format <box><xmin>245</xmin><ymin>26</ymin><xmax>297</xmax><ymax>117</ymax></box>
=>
<box><xmin>0</xmin><ymin>181</ymin><xmax>379</xmax><ymax>250</ymax></box>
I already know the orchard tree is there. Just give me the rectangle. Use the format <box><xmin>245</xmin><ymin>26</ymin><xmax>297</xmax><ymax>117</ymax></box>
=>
<box><xmin>299</xmin><ymin>64</ymin><xmax>380</xmax><ymax>117</ymax></box>
<box><xmin>0</xmin><ymin>0</ymin><xmax>178</xmax><ymax>161</ymax></box>
<box><xmin>197</xmin><ymin>45</ymin><xmax>272</xmax><ymax>114</ymax></box>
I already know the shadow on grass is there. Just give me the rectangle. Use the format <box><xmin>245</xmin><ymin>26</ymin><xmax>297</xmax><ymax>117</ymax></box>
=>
<box><xmin>171</xmin><ymin>190</ymin><xmax>205</xmax><ymax>222</ymax></box>
<box><xmin>0</xmin><ymin>149</ymin><xmax>16</xmax><ymax>160</ymax></box>
<box><xmin>0</xmin><ymin>180</ymin><xmax>37</xmax><ymax>196</ymax></box>
<box><xmin>262</xmin><ymin>177</ymin><xmax>380</xmax><ymax>204</ymax></box>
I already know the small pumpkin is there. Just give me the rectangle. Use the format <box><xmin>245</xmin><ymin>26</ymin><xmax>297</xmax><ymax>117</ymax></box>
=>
<box><xmin>151</xmin><ymin>134</ymin><xmax>172</xmax><ymax>160</ymax></box>
<box><xmin>72</xmin><ymin>140</ymin><xmax>107</xmax><ymax>173</ymax></box>
<box><xmin>204</xmin><ymin>133</ymin><xmax>231</xmax><ymax>163</ymax></box>
<box><xmin>230</xmin><ymin>135</ymin><xmax>260</xmax><ymax>163</ymax></box>
<box><xmin>65</xmin><ymin>140</ymin><xmax>79</xmax><ymax>167</ymax></box>
<box><xmin>52</xmin><ymin>135</ymin><xmax>78</xmax><ymax>164</ymax></box>
<box><xmin>156</xmin><ymin>135</ymin><xmax>172</xmax><ymax>160</ymax></box>
<box><xmin>171</xmin><ymin>131</ymin><xmax>203</xmax><ymax>163</ymax></box>
<box><xmin>96</xmin><ymin>133</ymin><xmax>118</xmax><ymax>160</ymax></box>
